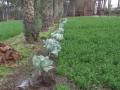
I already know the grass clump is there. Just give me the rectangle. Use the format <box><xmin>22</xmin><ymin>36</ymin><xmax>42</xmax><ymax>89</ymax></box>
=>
<box><xmin>57</xmin><ymin>16</ymin><xmax>120</xmax><ymax>90</ymax></box>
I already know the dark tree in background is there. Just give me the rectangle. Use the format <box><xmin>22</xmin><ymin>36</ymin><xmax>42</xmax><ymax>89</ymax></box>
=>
<box><xmin>0</xmin><ymin>0</ymin><xmax>22</xmax><ymax>21</ymax></box>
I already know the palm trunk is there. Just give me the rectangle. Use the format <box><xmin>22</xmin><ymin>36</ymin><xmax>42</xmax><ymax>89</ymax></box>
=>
<box><xmin>2</xmin><ymin>0</ymin><xmax>5</xmax><ymax>20</ymax></box>
<box><xmin>58</xmin><ymin>0</ymin><xmax>64</xmax><ymax>18</ymax></box>
<box><xmin>23</xmin><ymin>0</ymin><xmax>39</xmax><ymax>43</ymax></box>
<box><xmin>103</xmin><ymin>0</ymin><xmax>107</xmax><ymax>10</ymax></box>
<box><xmin>53</xmin><ymin>0</ymin><xmax>59</xmax><ymax>22</ymax></box>
<box><xmin>6</xmin><ymin>0</ymin><xmax>10</xmax><ymax>21</ymax></box>
<box><xmin>108</xmin><ymin>0</ymin><xmax>111</xmax><ymax>15</ymax></box>
<box><xmin>118</xmin><ymin>0</ymin><xmax>120</xmax><ymax>8</ymax></box>
<box><xmin>93</xmin><ymin>0</ymin><xmax>97</xmax><ymax>15</ymax></box>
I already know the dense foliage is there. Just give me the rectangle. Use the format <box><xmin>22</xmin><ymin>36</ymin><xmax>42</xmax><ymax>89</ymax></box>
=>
<box><xmin>57</xmin><ymin>16</ymin><xmax>120</xmax><ymax>90</ymax></box>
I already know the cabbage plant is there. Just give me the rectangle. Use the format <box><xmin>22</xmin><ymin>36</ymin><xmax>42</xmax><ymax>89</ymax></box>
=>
<box><xmin>59</xmin><ymin>18</ymin><xmax>67</xmax><ymax>28</ymax></box>
<box><xmin>17</xmin><ymin>55</ymin><xmax>54</xmax><ymax>89</ymax></box>
<box><xmin>51</xmin><ymin>41</ymin><xmax>61</xmax><ymax>56</ymax></box>
<box><xmin>59</xmin><ymin>27</ymin><xmax>64</xmax><ymax>31</ymax></box>
<box><xmin>51</xmin><ymin>48</ymin><xmax>60</xmax><ymax>56</ymax></box>
<box><xmin>32</xmin><ymin>55</ymin><xmax>54</xmax><ymax>72</ymax></box>
<box><xmin>44</xmin><ymin>39</ymin><xmax>57</xmax><ymax>51</ymax></box>
<box><xmin>59</xmin><ymin>28</ymin><xmax>64</xmax><ymax>34</ymax></box>
<box><xmin>51</xmin><ymin>33</ymin><xmax>64</xmax><ymax>41</ymax></box>
<box><xmin>44</xmin><ymin>39</ymin><xmax>61</xmax><ymax>51</ymax></box>
<box><xmin>59</xmin><ymin>23</ymin><xmax>64</xmax><ymax>28</ymax></box>
<box><xmin>62</xmin><ymin>18</ymin><xmax>68</xmax><ymax>24</ymax></box>
<box><xmin>44</xmin><ymin>39</ymin><xmax>61</xmax><ymax>56</ymax></box>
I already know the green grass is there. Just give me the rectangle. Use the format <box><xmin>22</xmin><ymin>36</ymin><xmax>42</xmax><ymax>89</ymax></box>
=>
<box><xmin>0</xmin><ymin>66</ymin><xmax>14</xmax><ymax>78</ymax></box>
<box><xmin>0</xmin><ymin>20</ymin><xmax>24</xmax><ymax>41</ymax></box>
<box><xmin>56</xmin><ymin>84</ymin><xmax>70</xmax><ymax>90</ymax></box>
<box><xmin>57</xmin><ymin>16</ymin><xmax>120</xmax><ymax>90</ymax></box>
<box><xmin>0</xmin><ymin>20</ymin><xmax>57</xmax><ymax>41</ymax></box>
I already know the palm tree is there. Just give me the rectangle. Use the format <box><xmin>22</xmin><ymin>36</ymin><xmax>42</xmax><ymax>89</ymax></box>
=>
<box><xmin>23</xmin><ymin>0</ymin><xmax>40</xmax><ymax>43</ymax></box>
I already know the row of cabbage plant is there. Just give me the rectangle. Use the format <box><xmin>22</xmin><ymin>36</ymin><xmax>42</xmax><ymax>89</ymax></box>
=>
<box><xmin>17</xmin><ymin>18</ymin><xmax>67</xmax><ymax>90</ymax></box>
<box><xmin>44</xmin><ymin>19</ymin><xmax>67</xmax><ymax>56</ymax></box>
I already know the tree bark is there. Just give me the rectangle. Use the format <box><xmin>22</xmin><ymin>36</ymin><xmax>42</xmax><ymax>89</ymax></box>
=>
<box><xmin>6</xmin><ymin>0</ymin><xmax>10</xmax><ymax>20</ymax></box>
<box><xmin>118</xmin><ymin>0</ymin><xmax>120</xmax><ymax>8</ymax></box>
<box><xmin>53</xmin><ymin>0</ymin><xmax>59</xmax><ymax>22</ymax></box>
<box><xmin>58</xmin><ymin>0</ymin><xmax>64</xmax><ymax>18</ymax></box>
<box><xmin>103</xmin><ymin>0</ymin><xmax>107</xmax><ymax>10</ymax></box>
<box><xmin>1</xmin><ymin>0</ymin><xmax>5</xmax><ymax>20</ymax></box>
<box><xmin>23</xmin><ymin>0</ymin><xmax>40</xmax><ymax>43</ymax></box>
<box><xmin>40</xmin><ymin>0</ymin><xmax>49</xmax><ymax>31</ymax></box>
<box><xmin>108</xmin><ymin>0</ymin><xmax>112</xmax><ymax>15</ymax></box>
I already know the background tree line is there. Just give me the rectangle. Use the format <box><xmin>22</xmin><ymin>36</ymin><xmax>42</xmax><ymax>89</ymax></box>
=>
<box><xmin>0</xmin><ymin>0</ymin><xmax>22</xmax><ymax>21</ymax></box>
<box><xmin>0</xmin><ymin>0</ymin><xmax>120</xmax><ymax>43</ymax></box>
<box><xmin>0</xmin><ymin>0</ymin><xmax>120</xmax><ymax>21</ymax></box>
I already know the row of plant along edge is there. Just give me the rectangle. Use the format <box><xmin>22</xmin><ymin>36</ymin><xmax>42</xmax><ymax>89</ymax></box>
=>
<box><xmin>16</xmin><ymin>18</ymin><xmax>68</xmax><ymax>90</ymax></box>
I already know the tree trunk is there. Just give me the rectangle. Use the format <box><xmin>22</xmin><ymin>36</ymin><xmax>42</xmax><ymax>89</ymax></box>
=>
<box><xmin>53</xmin><ymin>0</ymin><xmax>59</xmax><ymax>22</ymax></box>
<box><xmin>103</xmin><ymin>0</ymin><xmax>107</xmax><ymax>10</ymax></box>
<box><xmin>70</xmin><ymin>0</ymin><xmax>76</xmax><ymax>16</ymax></box>
<box><xmin>2</xmin><ymin>0</ymin><xmax>5</xmax><ymax>21</ymax></box>
<box><xmin>40</xmin><ymin>0</ymin><xmax>49</xmax><ymax>31</ymax></box>
<box><xmin>53</xmin><ymin>0</ymin><xmax>55</xmax><ymax>17</ymax></box>
<box><xmin>93</xmin><ymin>0</ymin><xmax>97</xmax><ymax>15</ymax></box>
<box><xmin>103</xmin><ymin>0</ymin><xmax>107</xmax><ymax>15</ymax></box>
<box><xmin>6</xmin><ymin>0</ymin><xmax>10</xmax><ymax>20</ymax></box>
<box><xmin>118</xmin><ymin>0</ymin><xmax>120</xmax><ymax>8</ymax></box>
<box><xmin>47</xmin><ymin>0</ymin><xmax>54</xmax><ymax>26</ymax></box>
<box><xmin>58</xmin><ymin>0</ymin><xmax>64</xmax><ymax>18</ymax></box>
<box><xmin>108</xmin><ymin>0</ymin><xmax>112</xmax><ymax>15</ymax></box>
<box><xmin>23</xmin><ymin>0</ymin><xmax>40</xmax><ymax>43</ymax></box>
